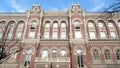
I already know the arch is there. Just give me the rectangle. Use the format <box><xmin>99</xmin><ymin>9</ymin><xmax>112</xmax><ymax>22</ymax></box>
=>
<box><xmin>74</xmin><ymin>46</ymin><xmax>86</xmax><ymax>55</ymax></box>
<box><xmin>28</xmin><ymin>18</ymin><xmax>39</xmax><ymax>25</ymax></box>
<box><xmin>60</xmin><ymin>19</ymin><xmax>68</xmax><ymax>26</ymax></box>
<box><xmin>90</xmin><ymin>46</ymin><xmax>101</xmax><ymax>54</ymax></box>
<box><xmin>40</xmin><ymin>47</ymin><xmax>50</xmax><ymax>54</ymax></box>
<box><xmin>72</xmin><ymin>17</ymin><xmax>83</xmax><ymax>24</ymax></box>
<box><xmin>113</xmin><ymin>47</ymin><xmax>120</xmax><ymax>54</ymax></box>
<box><xmin>107</xmin><ymin>20</ymin><xmax>118</xmax><ymax>38</ymax></box>
<box><xmin>102</xmin><ymin>47</ymin><xmax>112</xmax><ymax>54</ymax></box>
<box><xmin>60</xmin><ymin>47</ymin><xmax>68</xmax><ymax>54</ymax></box>
<box><xmin>43</xmin><ymin>19</ymin><xmax>52</xmax><ymax>26</ymax></box>
<box><xmin>23</xmin><ymin>45</ymin><xmax>35</xmax><ymax>54</ymax></box>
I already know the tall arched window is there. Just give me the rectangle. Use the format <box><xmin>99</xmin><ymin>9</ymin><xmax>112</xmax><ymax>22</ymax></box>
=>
<box><xmin>52</xmin><ymin>21</ymin><xmax>58</xmax><ymax>39</ymax></box>
<box><xmin>61</xmin><ymin>21</ymin><xmax>66</xmax><ymax>39</ymax></box>
<box><xmin>98</xmin><ymin>21</ymin><xmax>107</xmax><ymax>39</ymax></box>
<box><xmin>93</xmin><ymin>49</ymin><xmax>99</xmax><ymax>60</ymax></box>
<box><xmin>60</xmin><ymin>49</ymin><xmax>67</xmax><ymax>60</ymax></box>
<box><xmin>74</xmin><ymin>20</ymin><xmax>82</xmax><ymax>39</ymax></box>
<box><xmin>16</xmin><ymin>21</ymin><xmax>24</xmax><ymax>39</ymax></box>
<box><xmin>108</xmin><ymin>20</ymin><xmax>117</xmax><ymax>39</ymax></box>
<box><xmin>88</xmin><ymin>20</ymin><xmax>96</xmax><ymax>39</ymax></box>
<box><xmin>44</xmin><ymin>21</ymin><xmax>50</xmax><ymax>39</ymax></box>
<box><xmin>24</xmin><ymin>48</ymin><xmax>33</xmax><ymax>66</ymax></box>
<box><xmin>42</xmin><ymin>49</ymin><xmax>48</xmax><ymax>60</ymax></box>
<box><xmin>29</xmin><ymin>20</ymin><xmax>37</xmax><ymax>38</ymax></box>
<box><xmin>104</xmin><ymin>49</ymin><xmax>111</xmax><ymax>60</ymax></box>
<box><xmin>52</xmin><ymin>49</ymin><xmax>57</xmax><ymax>60</ymax></box>
<box><xmin>116</xmin><ymin>49</ymin><xmax>120</xmax><ymax>60</ymax></box>
<box><xmin>7</xmin><ymin>21</ymin><xmax>15</xmax><ymax>39</ymax></box>
<box><xmin>76</xmin><ymin>50</ymin><xmax>84</xmax><ymax>67</ymax></box>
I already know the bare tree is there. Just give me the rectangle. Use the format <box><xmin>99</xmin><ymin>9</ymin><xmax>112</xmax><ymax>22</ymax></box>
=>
<box><xmin>0</xmin><ymin>21</ymin><xmax>22</xmax><ymax>64</ymax></box>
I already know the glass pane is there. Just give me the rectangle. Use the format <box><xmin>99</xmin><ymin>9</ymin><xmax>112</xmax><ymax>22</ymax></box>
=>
<box><xmin>110</xmin><ymin>31</ymin><xmax>116</xmax><ymax>38</ymax></box>
<box><xmin>29</xmin><ymin>31</ymin><xmax>35</xmax><ymax>38</ymax></box>
<box><xmin>89</xmin><ymin>32</ymin><xmax>96</xmax><ymax>39</ymax></box>
<box><xmin>0</xmin><ymin>31</ymin><xmax>2</xmax><ymax>39</ymax></box>
<box><xmin>52</xmin><ymin>49</ymin><xmax>57</xmax><ymax>58</ymax></box>
<box><xmin>88</xmin><ymin>23</ymin><xmax>94</xmax><ymax>27</ymax></box>
<box><xmin>52</xmin><ymin>32</ymin><xmax>57</xmax><ymax>39</ymax></box>
<box><xmin>16</xmin><ymin>32</ymin><xmax>22</xmax><ymax>39</ymax></box>
<box><xmin>44</xmin><ymin>32</ymin><xmax>49</xmax><ymax>39</ymax></box>
<box><xmin>75</xmin><ymin>30</ymin><xmax>82</xmax><ymax>38</ymax></box>
<box><xmin>61</xmin><ymin>50</ymin><xmax>67</xmax><ymax>59</ymax></box>
<box><xmin>61</xmin><ymin>32</ymin><xmax>66</xmax><ymax>39</ymax></box>
<box><xmin>100</xmin><ymin>31</ymin><xmax>106</xmax><ymax>38</ymax></box>
<box><xmin>42</xmin><ymin>50</ymin><xmax>48</xmax><ymax>58</ymax></box>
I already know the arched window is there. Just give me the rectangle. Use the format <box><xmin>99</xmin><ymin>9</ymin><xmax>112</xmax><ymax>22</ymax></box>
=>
<box><xmin>0</xmin><ymin>21</ymin><xmax>6</xmax><ymax>30</ymax></box>
<box><xmin>24</xmin><ymin>48</ymin><xmax>33</xmax><ymax>66</ymax></box>
<box><xmin>52</xmin><ymin>21</ymin><xmax>58</xmax><ymax>39</ymax></box>
<box><xmin>104</xmin><ymin>49</ymin><xmax>111</xmax><ymax>60</ymax></box>
<box><xmin>97</xmin><ymin>21</ymin><xmax>107</xmax><ymax>39</ymax></box>
<box><xmin>61</xmin><ymin>21</ymin><xmax>66</xmax><ymax>39</ymax></box>
<box><xmin>60</xmin><ymin>49</ymin><xmax>67</xmax><ymax>60</ymax></box>
<box><xmin>7</xmin><ymin>21</ymin><xmax>15</xmax><ymax>39</ymax></box>
<box><xmin>52</xmin><ymin>49</ymin><xmax>57</xmax><ymax>60</ymax></box>
<box><xmin>11</xmin><ymin>49</ymin><xmax>18</xmax><ymax>59</ymax></box>
<box><xmin>116</xmin><ymin>49</ymin><xmax>120</xmax><ymax>60</ymax></box>
<box><xmin>93</xmin><ymin>49</ymin><xmax>99</xmax><ymax>60</ymax></box>
<box><xmin>29</xmin><ymin>20</ymin><xmax>37</xmax><ymax>38</ymax></box>
<box><xmin>42</xmin><ymin>49</ymin><xmax>48</xmax><ymax>60</ymax></box>
<box><xmin>108</xmin><ymin>20</ymin><xmax>117</xmax><ymax>39</ymax></box>
<box><xmin>88</xmin><ymin>20</ymin><xmax>96</xmax><ymax>39</ymax></box>
<box><xmin>16</xmin><ymin>21</ymin><xmax>24</xmax><ymax>39</ymax></box>
<box><xmin>74</xmin><ymin>20</ymin><xmax>82</xmax><ymax>39</ymax></box>
<box><xmin>76</xmin><ymin>50</ymin><xmax>84</xmax><ymax>67</ymax></box>
<box><xmin>44</xmin><ymin>21</ymin><xmax>50</xmax><ymax>39</ymax></box>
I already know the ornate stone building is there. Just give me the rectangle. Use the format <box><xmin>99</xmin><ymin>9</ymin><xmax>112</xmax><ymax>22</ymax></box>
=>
<box><xmin>0</xmin><ymin>4</ymin><xmax>120</xmax><ymax>68</ymax></box>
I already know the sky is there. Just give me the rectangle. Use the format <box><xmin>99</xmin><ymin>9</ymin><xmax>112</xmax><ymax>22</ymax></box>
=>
<box><xmin>0</xmin><ymin>0</ymin><xmax>115</xmax><ymax>12</ymax></box>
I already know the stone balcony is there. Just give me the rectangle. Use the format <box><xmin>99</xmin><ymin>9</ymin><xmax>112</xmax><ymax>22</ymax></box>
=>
<box><xmin>90</xmin><ymin>60</ymin><xmax>120</xmax><ymax>64</ymax></box>
<box><xmin>35</xmin><ymin>57</ymin><xmax>70</xmax><ymax>62</ymax></box>
<box><xmin>22</xmin><ymin>39</ymin><xmax>40</xmax><ymax>43</ymax></box>
<box><xmin>88</xmin><ymin>39</ymin><xmax>120</xmax><ymax>46</ymax></box>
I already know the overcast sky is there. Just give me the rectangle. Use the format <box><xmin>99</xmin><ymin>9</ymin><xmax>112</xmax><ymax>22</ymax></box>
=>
<box><xmin>0</xmin><ymin>0</ymin><xmax>115</xmax><ymax>12</ymax></box>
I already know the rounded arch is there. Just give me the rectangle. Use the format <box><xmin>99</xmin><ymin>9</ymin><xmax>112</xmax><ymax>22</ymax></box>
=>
<box><xmin>72</xmin><ymin>17</ymin><xmax>83</xmax><ymax>24</ymax></box>
<box><xmin>60</xmin><ymin>19</ymin><xmax>68</xmax><ymax>26</ymax></box>
<box><xmin>59</xmin><ymin>47</ymin><xmax>68</xmax><ymax>54</ymax></box>
<box><xmin>40</xmin><ymin>47</ymin><xmax>50</xmax><ymax>54</ymax></box>
<box><xmin>90</xmin><ymin>46</ymin><xmax>101</xmax><ymax>54</ymax></box>
<box><xmin>113</xmin><ymin>47</ymin><xmax>120</xmax><ymax>54</ymax></box>
<box><xmin>28</xmin><ymin>18</ymin><xmax>39</xmax><ymax>25</ymax></box>
<box><xmin>51</xmin><ymin>47</ymin><xmax>59</xmax><ymax>53</ymax></box>
<box><xmin>23</xmin><ymin>45</ymin><xmax>35</xmax><ymax>54</ymax></box>
<box><xmin>102</xmin><ymin>47</ymin><xmax>112</xmax><ymax>54</ymax></box>
<box><xmin>43</xmin><ymin>19</ymin><xmax>52</xmax><ymax>26</ymax></box>
<box><xmin>74</xmin><ymin>46</ymin><xmax>86</xmax><ymax>55</ymax></box>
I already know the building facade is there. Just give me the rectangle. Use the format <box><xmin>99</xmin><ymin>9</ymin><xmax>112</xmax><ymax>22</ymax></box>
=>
<box><xmin>0</xmin><ymin>4</ymin><xmax>120</xmax><ymax>68</ymax></box>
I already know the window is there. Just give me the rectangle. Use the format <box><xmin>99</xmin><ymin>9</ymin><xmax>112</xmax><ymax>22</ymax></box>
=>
<box><xmin>24</xmin><ymin>48</ymin><xmax>32</xmax><ymax>66</ymax></box>
<box><xmin>98</xmin><ymin>22</ymin><xmax>103</xmax><ymax>27</ymax></box>
<box><xmin>74</xmin><ymin>21</ymin><xmax>80</xmax><ymax>27</ymax></box>
<box><xmin>110</xmin><ymin>31</ymin><xmax>116</xmax><ymax>38</ymax></box>
<box><xmin>76</xmin><ymin>50</ymin><xmax>84</xmax><ymax>67</ymax></box>
<box><xmin>61</xmin><ymin>22</ymin><xmax>66</xmax><ymax>28</ymax></box>
<box><xmin>60</xmin><ymin>50</ymin><xmax>67</xmax><ymax>60</ymax></box>
<box><xmin>104</xmin><ymin>49</ymin><xmax>111</xmax><ymax>60</ymax></box>
<box><xmin>93</xmin><ymin>49</ymin><xmax>99</xmax><ymax>60</ymax></box>
<box><xmin>44</xmin><ymin>32</ymin><xmax>49</xmax><ymax>39</ymax></box>
<box><xmin>29</xmin><ymin>31</ymin><xmax>35</xmax><ymax>38</ymax></box>
<box><xmin>75</xmin><ymin>30</ymin><xmax>82</xmax><ymax>38</ymax></box>
<box><xmin>61</xmin><ymin>32</ymin><xmax>66</xmax><ymax>39</ymax></box>
<box><xmin>42</xmin><ymin>50</ymin><xmax>48</xmax><ymax>59</ymax></box>
<box><xmin>45</xmin><ymin>22</ymin><xmax>50</xmax><ymax>28</ymax></box>
<box><xmin>52</xmin><ymin>32</ymin><xmax>57</xmax><ymax>39</ymax></box>
<box><xmin>88</xmin><ymin>23</ymin><xmax>94</xmax><ymax>27</ymax></box>
<box><xmin>11</xmin><ymin>49</ymin><xmax>18</xmax><ymax>59</ymax></box>
<box><xmin>52</xmin><ymin>49</ymin><xmax>57</xmax><ymax>59</ymax></box>
<box><xmin>108</xmin><ymin>23</ymin><xmax>114</xmax><ymax>27</ymax></box>
<box><xmin>100</xmin><ymin>31</ymin><xmax>106</xmax><ymax>38</ymax></box>
<box><xmin>116</xmin><ymin>49</ymin><xmax>120</xmax><ymax>60</ymax></box>
<box><xmin>53</xmin><ymin>22</ymin><xmax>58</xmax><ymax>28</ymax></box>
<box><xmin>89</xmin><ymin>32</ymin><xmax>96</xmax><ymax>39</ymax></box>
<box><xmin>16</xmin><ymin>32</ymin><xmax>22</xmax><ymax>39</ymax></box>
<box><xmin>7</xmin><ymin>32</ymin><xmax>12</xmax><ymax>39</ymax></box>
<box><xmin>31</xmin><ymin>21</ymin><xmax>37</xmax><ymax>29</ymax></box>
